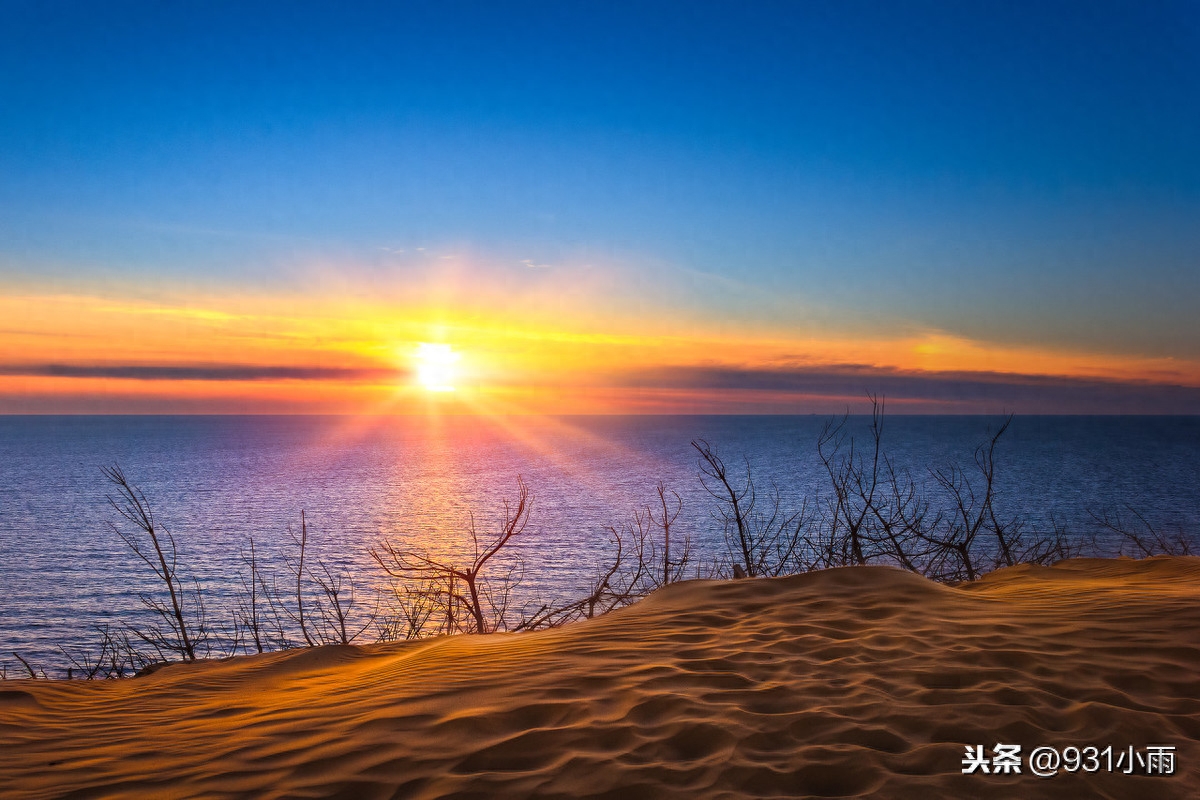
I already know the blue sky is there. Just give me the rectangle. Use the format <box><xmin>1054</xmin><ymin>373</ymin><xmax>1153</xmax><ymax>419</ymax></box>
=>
<box><xmin>1</xmin><ymin>1</ymin><xmax>1198</xmax><ymax>412</ymax></box>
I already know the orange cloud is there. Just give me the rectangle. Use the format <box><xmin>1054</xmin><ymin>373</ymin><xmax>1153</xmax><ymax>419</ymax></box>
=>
<box><xmin>1</xmin><ymin>290</ymin><xmax>1197</xmax><ymax>414</ymax></box>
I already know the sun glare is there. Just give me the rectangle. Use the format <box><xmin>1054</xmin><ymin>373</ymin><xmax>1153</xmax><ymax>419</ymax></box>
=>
<box><xmin>415</xmin><ymin>343</ymin><xmax>460</xmax><ymax>392</ymax></box>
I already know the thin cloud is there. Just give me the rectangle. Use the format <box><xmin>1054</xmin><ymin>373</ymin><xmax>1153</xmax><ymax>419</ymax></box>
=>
<box><xmin>612</xmin><ymin>364</ymin><xmax>1200</xmax><ymax>414</ymax></box>
<box><xmin>0</xmin><ymin>364</ymin><xmax>404</xmax><ymax>382</ymax></box>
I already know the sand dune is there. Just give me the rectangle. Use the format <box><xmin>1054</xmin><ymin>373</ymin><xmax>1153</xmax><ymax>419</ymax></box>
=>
<box><xmin>2</xmin><ymin>557</ymin><xmax>1198</xmax><ymax>799</ymax></box>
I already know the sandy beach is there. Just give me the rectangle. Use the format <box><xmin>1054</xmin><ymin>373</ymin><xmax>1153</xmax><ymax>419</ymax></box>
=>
<box><xmin>1</xmin><ymin>556</ymin><xmax>1197</xmax><ymax>799</ymax></box>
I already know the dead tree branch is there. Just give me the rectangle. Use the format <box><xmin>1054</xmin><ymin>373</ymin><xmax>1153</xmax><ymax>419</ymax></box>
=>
<box><xmin>101</xmin><ymin>464</ymin><xmax>204</xmax><ymax>662</ymax></box>
<box><xmin>371</xmin><ymin>477</ymin><xmax>533</xmax><ymax>634</ymax></box>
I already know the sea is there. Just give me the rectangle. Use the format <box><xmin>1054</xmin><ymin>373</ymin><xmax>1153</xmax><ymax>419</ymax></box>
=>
<box><xmin>2</xmin><ymin>414</ymin><xmax>1198</xmax><ymax>674</ymax></box>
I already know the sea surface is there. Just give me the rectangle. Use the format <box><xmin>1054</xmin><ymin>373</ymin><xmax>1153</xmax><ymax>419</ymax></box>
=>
<box><xmin>2</xmin><ymin>414</ymin><xmax>1198</xmax><ymax>673</ymax></box>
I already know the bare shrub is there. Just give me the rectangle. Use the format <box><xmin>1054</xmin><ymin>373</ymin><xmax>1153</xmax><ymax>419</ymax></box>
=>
<box><xmin>693</xmin><ymin>439</ymin><xmax>810</xmax><ymax>577</ymax></box>
<box><xmin>517</xmin><ymin>519</ymin><xmax>643</xmax><ymax>630</ymax></box>
<box><xmin>805</xmin><ymin>398</ymin><xmax>1099</xmax><ymax>581</ymax></box>
<box><xmin>235</xmin><ymin>536</ymin><xmax>289</xmax><ymax>654</ymax></box>
<box><xmin>374</xmin><ymin>586</ymin><xmax>437</xmax><ymax>641</ymax></box>
<box><xmin>308</xmin><ymin>560</ymin><xmax>379</xmax><ymax>645</ymax></box>
<box><xmin>11</xmin><ymin>652</ymin><xmax>44</xmax><ymax>679</ymax></box>
<box><xmin>1090</xmin><ymin>506</ymin><xmax>1196</xmax><ymax>557</ymax></box>
<box><xmin>285</xmin><ymin>511</ymin><xmax>318</xmax><ymax>647</ymax></box>
<box><xmin>371</xmin><ymin>478</ymin><xmax>532</xmax><ymax>634</ymax></box>
<box><xmin>102</xmin><ymin>464</ymin><xmax>206</xmax><ymax>662</ymax></box>
<box><xmin>649</xmin><ymin>482</ymin><xmax>688</xmax><ymax>587</ymax></box>
<box><xmin>815</xmin><ymin>396</ymin><xmax>933</xmax><ymax>572</ymax></box>
<box><xmin>917</xmin><ymin>417</ymin><xmax>1016</xmax><ymax>581</ymax></box>
<box><xmin>58</xmin><ymin>624</ymin><xmax>147</xmax><ymax>679</ymax></box>
<box><xmin>274</xmin><ymin>513</ymin><xmax>381</xmax><ymax>646</ymax></box>
<box><xmin>919</xmin><ymin>417</ymin><xmax>1092</xmax><ymax>580</ymax></box>
<box><xmin>511</xmin><ymin>481</ymin><xmax>694</xmax><ymax>632</ymax></box>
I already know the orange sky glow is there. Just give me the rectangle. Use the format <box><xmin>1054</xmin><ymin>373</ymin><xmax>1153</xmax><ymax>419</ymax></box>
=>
<box><xmin>2</xmin><ymin>290</ymin><xmax>1197</xmax><ymax>415</ymax></box>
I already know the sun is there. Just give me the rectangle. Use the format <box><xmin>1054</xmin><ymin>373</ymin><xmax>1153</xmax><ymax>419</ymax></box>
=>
<box><xmin>414</xmin><ymin>343</ymin><xmax>460</xmax><ymax>392</ymax></box>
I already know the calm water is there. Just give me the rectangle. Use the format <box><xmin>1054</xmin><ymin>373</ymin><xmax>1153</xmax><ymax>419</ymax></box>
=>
<box><xmin>2</xmin><ymin>414</ymin><xmax>1198</xmax><ymax>672</ymax></box>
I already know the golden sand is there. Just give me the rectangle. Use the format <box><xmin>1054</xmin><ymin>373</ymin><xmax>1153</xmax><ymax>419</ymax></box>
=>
<box><xmin>2</xmin><ymin>557</ymin><xmax>1198</xmax><ymax>798</ymax></box>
